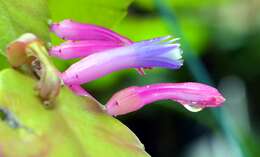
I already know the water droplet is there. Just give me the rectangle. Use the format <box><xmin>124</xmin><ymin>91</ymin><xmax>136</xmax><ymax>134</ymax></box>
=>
<box><xmin>183</xmin><ymin>104</ymin><xmax>203</xmax><ymax>112</ymax></box>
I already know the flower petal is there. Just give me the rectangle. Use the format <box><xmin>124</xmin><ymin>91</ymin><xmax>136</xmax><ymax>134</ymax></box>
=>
<box><xmin>67</xmin><ymin>84</ymin><xmax>91</xmax><ymax>97</ymax></box>
<box><xmin>49</xmin><ymin>40</ymin><xmax>123</xmax><ymax>59</ymax></box>
<box><xmin>106</xmin><ymin>82</ymin><xmax>225</xmax><ymax>116</ymax></box>
<box><xmin>50</xmin><ymin>19</ymin><xmax>132</xmax><ymax>44</ymax></box>
<box><xmin>61</xmin><ymin>36</ymin><xmax>183</xmax><ymax>85</ymax></box>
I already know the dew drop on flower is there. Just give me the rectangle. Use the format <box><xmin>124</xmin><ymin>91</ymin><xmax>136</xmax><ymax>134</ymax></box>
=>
<box><xmin>183</xmin><ymin>104</ymin><xmax>203</xmax><ymax>112</ymax></box>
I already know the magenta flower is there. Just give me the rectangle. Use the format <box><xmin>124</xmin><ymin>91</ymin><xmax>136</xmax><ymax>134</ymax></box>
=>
<box><xmin>106</xmin><ymin>82</ymin><xmax>225</xmax><ymax>116</ymax></box>
<box><xmin>50</xmin><ymin>19</ymin><xmax>148</xmax><ymax>74</ymax></box>
<box><xmin>49</xmin><ymin>40</ymin><xmax>123</xmax><ymax>60</ymax></box>
<box><xmin>61</xmin><ymin>36</ymin><xmax>183</xmax><ymax>85</ymax></box>
<box><xmin>67</xmin><ymin>84</ymin><xmax>91</xmax><ymax>97</ymax></box>
<box><xmin>49</xmin><ymin>19</ymin><xmax>225</xmax><ymax>116</ymax></box>
<box><xmin>51</xmin><ymin>19</ymin><xmax>132</xmax><ymax>44</ymax></box>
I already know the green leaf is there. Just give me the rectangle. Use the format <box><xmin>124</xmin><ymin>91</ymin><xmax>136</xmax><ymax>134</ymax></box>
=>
<box><xmin>0</xmin><ymin>0</ymin><xmax>50</xmax><ymax>56</ymax></box>
<box><xmin>48</xmin><ymin>0</ymin><xmax>133</xmax><ymax>28</ymax></box>
<box><xmin>0</xmin><ymin>55</ymin><xmax>9</xmax><ymax>70</ymax></box>
<box><xmin>0</xmin><ymin>69</ymin><xmax>150</xmax><ymax>157</ymax></box>
<box><xmin>116</xmin><ymin>16</ymin><xmax>209</xmax><ymax>54</ymax></box>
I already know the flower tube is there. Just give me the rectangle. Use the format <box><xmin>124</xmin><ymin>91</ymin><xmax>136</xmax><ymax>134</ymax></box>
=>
<box><xmin>49</xmin><ymin>40</ymin><xmax>123</xmax><ymax>59</ymax></box>
<box><xmin>51</xmin><ymin>19</ymin><xmax>132</xmax><ymax>44</ymax></box>
<box><xmin>50</xmin><ymin>19</ymin><xmax>148</xmax><ymax>75</ymax></box>
<box><xmin>67</xmin><ymin>84</ymin><xmax>91</xmax><ymax>97</ymax></box>
<box><xmin>61</xmin><ymin>36</ymin><xmax>183</xmax><ymax>85</ymax></box>
<box><xmin>106</xmin><ymin>82</ymin><xmax>225</xmax><ymax>116</ymax></box>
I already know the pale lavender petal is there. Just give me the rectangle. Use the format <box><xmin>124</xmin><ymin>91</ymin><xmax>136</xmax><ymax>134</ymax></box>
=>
<box><xmin>61</xmin><ymin>36</ymin><xmax>183</xmax><ymax>85</ymax></box>
<box><xmin>133</xmin><ymin>35</ymin><xmax>172</xmax><ymax>46</ymax></box>
<box><xmin>51</xmin><ymin>19</ymin><xmax>132</xmax><ymax>44</ymax></box>
<box><xmin>49</xmin><ymin>40</ymin><xmax>123</xmax><ymax>59</ymax></box>
<box><xmin>106</xmin><ymin>82</ymin><xmax>225</xmax><ymax>116</ymax></box>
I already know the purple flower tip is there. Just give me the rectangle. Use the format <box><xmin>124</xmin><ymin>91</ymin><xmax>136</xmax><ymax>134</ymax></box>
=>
<box><xmin>106</xmin><ymin>82</ymin><xmax>225</xmax><ymax>116</ymax></box>
<box><xmin>61</xmin><ymin>36</ymin><xmax>183</xmax><ymax>85</ymax></box>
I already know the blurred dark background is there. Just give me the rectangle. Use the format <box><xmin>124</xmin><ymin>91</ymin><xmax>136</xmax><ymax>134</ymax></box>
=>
<box><xmin>82</xmin><ymin>0</ymin><xmax>260</xmax><ymax>156</ymax></box>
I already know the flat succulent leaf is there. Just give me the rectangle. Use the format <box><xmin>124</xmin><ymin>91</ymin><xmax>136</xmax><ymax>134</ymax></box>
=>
<box><xmin>0</xmin><ymin>0</ymin><xmax>50</xmax><ymax>57</ymax></box>
<box><xmin>0</xmin><ymin>69</ymin><xmax>150</xmax><ymax>157</ymax></box>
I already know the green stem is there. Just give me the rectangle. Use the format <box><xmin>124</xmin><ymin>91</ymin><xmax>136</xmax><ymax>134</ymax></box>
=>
<box><xmin>26</xmin><ymin>41</ymin><xmax>61</xmax><ymax>107</ymax></box>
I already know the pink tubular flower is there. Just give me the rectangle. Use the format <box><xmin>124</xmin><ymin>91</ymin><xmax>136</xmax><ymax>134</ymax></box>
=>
<box><xmin>49</xmin><ymin>19</ymin><xmax>225</xmax><ymax>116</ymax></box>
<box><xmin>50</xmin><ymin>19</ymin><xmax>132</xmax><ymax>59</ymax></box>
<box><xmin>67</xmin><ymin>84</ymin><xmax>91</xmax><ymax>97</ymax></box>
<box><xmin>61</xmin><ymin>36</ymin><xmax>183</xmax><ymax>85</ymax></box>
<box><xmin>50</xmin><ymin>19</ymin><xmax>147</xmax><ymax>75</ymax></box>
<box><xmin>50</xmin><ymin>19</ymin><xmax>132</xmax><ymax>44</ymax></box>
<box><xmin>106</xmin><ymin>82</ymin><xmax>225</xmax><ymax>116</ymax></box>
<box><xmin>49</xmin><ymin>40</ymin><xmax>123</xmax><ymax>60</ymax></box>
